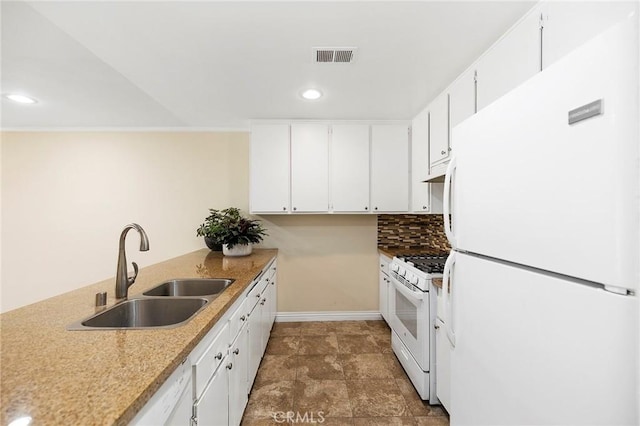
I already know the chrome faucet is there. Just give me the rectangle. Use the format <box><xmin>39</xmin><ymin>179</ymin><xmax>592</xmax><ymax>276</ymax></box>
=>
<box><xmin>115</xmin><ymin>223</ymin><xmax>150</xmax><ymax>299</ymax></box>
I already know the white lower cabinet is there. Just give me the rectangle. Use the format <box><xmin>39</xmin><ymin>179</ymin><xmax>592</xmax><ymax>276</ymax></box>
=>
<box><xmin>133</xmin><ymin>257</ymin><xmax>278</xmax><ymax>426</ymax></box>
<box><xmin>247</xmin><ymin>280</ymin><xmax>266</xmax><ymax>392</ymax></box>
<box><xmin>379</xmin><ymin>254</ymin><xmax>391</xmax><ymax>323</ymax></box>
<box><xmin>193</xmin><ymin>362</ymin><xmax>229</xmax><ymax>426</ymax></box>
<box><xmin>228</xmin><ymin>324</ymin><xmax>249</xmax><ymax>426</ymax></box>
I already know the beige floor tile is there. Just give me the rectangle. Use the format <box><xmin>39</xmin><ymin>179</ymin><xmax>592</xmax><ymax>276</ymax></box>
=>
<box><xmin>296</xmin><ymin>354</ymin><xmax>344</xmax><ymax>380</ymax></box>
<box><xmin>293</xmin><ymin>379</ymin><xmax>353</xmax><ymax>417</ymax></box>
<box><xmin>370</xmin><ymin>333</ymin><xmax>393</xmax><ymax>354</ymax></box>
<box><xmin>254</xmin><ymin>355</ymin><xmax>298</xmax><ymax>384</ymax></box>
<box><xmin>270</xmin><ymin>322</ymin><xmax>303</xmax><ymax>337</ymax></box>
<box><xmin>415</xmin><ymin>416</ymin><xmax>450</xmax><ymax>426</ymax></box>
<box><xmin>244</xmin><ymin>380</ymin><xmax>295</xmax><ymax>418</ymax></box>
<box><xmin>265</xmin><ymin>336</ymin><xmax>300</xmax><ymax>356</ymax></box>
<box><xmin>333</xmin><ymin>321</ymin><xmax>371</xmax><ymax>335</ymax></box>
<box><xmin>381</xmin><ymin>353</ymin><xmax>409</xmax><ymax>379</ymax></box>
<box><xmin>298</xmin><ymin>321</ymin><xmax>338</xmax><ymax>335</ymax></box>
<box><xmin>365</xmin><ymin>320</ymin><xmax>391</xmax><ymax>334</ymax></box>
<box><xmin>315</xmin><ymin>418</ymin><xmax>355</xmax><ymax>425</ymax></box>
<box><xmin>339</xmin><ymin>353</ymin><xmax>394</xmax><ymax>380</ymax></box>
<box><xmin>298</xmin><ymin>333</ymin><xmax>339</xmax><ymax>355</ymax></box>
<box><xmin>240</xmin><ymin>416</ymin><xmax>283</xmax><ymax>426</ymax></box>
<box><xmin>337</xmin><ymin>334</ymin><xmax>380</xmax><ymax>354</ymax></box>
<box><xmin>353</xmin><ymin>417</ymin><xmax>417</xmax><ymax>426</ymax></box>
<box><xmin>395</xmin><ymin>376</ymin><xmax>444</xmax><ymax>417</ymax></box>
<box><xmin>243</xmin><ymin>321</ymin><xmax>444</xmax><ymax>425</ymax></box>
<box><xmin>346</xmin><ymin>379</ymin><xmax>411</xmax><ymax>417</ymax></box>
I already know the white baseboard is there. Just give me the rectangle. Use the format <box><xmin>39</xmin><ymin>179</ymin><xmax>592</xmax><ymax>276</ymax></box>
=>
<box><xmin>275</xmin><ymin>311</ymin><xmax>382</xmax><ymax>322</ymax></box>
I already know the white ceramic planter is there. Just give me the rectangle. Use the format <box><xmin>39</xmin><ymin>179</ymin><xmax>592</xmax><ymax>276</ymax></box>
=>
<box><xmin>222</xmin><ymin>243</ymin><xmax>252</xmax><ymax>257</ymax></box>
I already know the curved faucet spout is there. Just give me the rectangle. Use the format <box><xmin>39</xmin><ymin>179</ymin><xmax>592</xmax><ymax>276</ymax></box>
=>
<box><xmin>115</xmin><ymin>223</ymin><xmax>150</xmax><ymax>299</ymax></box>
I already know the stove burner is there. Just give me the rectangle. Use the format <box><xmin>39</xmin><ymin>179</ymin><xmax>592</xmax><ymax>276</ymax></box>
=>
<box><xmin>396</xmin><ymin>254</ymin><xmax>447</xmax><ymax>274</ymax></box>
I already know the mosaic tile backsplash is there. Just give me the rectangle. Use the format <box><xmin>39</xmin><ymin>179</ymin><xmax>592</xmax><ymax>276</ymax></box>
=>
<box><xmin>377</xmin><ymin>214</ymin><xmax>451</xmax><ymax>253</ymax></box>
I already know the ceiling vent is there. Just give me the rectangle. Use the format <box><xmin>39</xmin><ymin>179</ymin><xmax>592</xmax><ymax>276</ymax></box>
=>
<box><xmin>314</xmin><ymin>47</ymin><xmax>357</xmax><ymax>63</ymax></box>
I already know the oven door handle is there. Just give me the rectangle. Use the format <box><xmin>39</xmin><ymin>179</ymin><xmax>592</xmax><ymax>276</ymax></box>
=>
<box><xmin>389</xmin><ymin>276</ymin><xmax>424</xmax><ymax>302</ymax></box>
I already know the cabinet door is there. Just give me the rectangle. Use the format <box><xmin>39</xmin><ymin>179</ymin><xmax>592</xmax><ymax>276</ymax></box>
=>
<box><xmin>247</xmin><ymin>301</ymin><xmax>263</xmax><ymax>392</ymax></box>
<box><xmin>250</xmin><ymin>124</ymin><xmax>290</xmax><ymax>213</ymax></box>
<box><xmin>435</xmin><ymin>317</ymin><xmax>451</xmax><ymax>412</ymax></box>
<box><xmin>542</xmin><ymin>1</ymin><xmax>638</xmax><ymax>69</ymax></box>
<box><xmin>267</xmin><ymin>266</ymin><xmax>277</xmax><ymax>327</ymax></box>
<box><xmin>259</xmin><ymin>287</ymin><xmax>270</xmax><ymax>354</ymax></box>
<box><xmin>428</xmin><ymin>92</ymin><xmax>450</xmax><ymax>166</ymax></box>
<box><xmin>411</xmin><ymin>108</ymin><xmax>430</xmax><ymax>212</ymax></box>
<box><xmin>228</xmin><ymin>327</ymin><xmax>249</xmax><ymax>426</ymax></box>
<box><xmin>476</xmin><ymin>8</ymin><xmax>541</xmax><ymax>111</ymax></box>
<box><xmin>330</xmin><ymin>124</ymin><xmax>370</xmax><ymax>212</ymax></box>
<box><xmin>291</xmin><ymin>124</ymin><xmax>329</xmax><ymax>212</ymax></box>
<box><xmin>370</xmin><ymin>124</ymin><xmax>409</xmax><ymax>213</ymax></box>
<box><xmin>193</xmin><ymin>364</ymin><xmax>229</xmax><ymax>426</ymax></box>
<box><xmin>449</xmin><ymin>67</ymin><xmax>476</xmax><ymax>130</ymax></box>
<box><xmin>379</xmin><ymin>273</ymin><xmax>389</xmax><ymax>323</ymax></box>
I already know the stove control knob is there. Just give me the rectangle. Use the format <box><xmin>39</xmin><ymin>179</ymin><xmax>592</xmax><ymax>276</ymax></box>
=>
<box><xmin>398</xmin><ymin>268</ymin><xmax>406</xmax><ymax>277</ymax></box>
<box><xmin>390</xmin><ymin>264</ymin><xmax>399</xmax><ymax>272</ymax></box>
<box><xmin>410</xmin><ymin>276</ymin><xmax>419</xmax><ymax>285</ymax></box>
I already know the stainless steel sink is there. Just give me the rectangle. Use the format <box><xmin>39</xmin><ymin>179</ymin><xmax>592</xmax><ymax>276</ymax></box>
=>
<box><xmin>143</xmin><ymin>278</ymin><xmax>235</xmax><ymax>297</ymax></box>
<box><xmin>67</xmin><ymin>297</ymin><xmax>208</xmax><ymax>330</ymax></box>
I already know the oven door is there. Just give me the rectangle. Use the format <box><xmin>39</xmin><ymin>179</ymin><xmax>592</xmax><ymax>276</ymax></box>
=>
<box><xmin>388</xmin><ymin>274</ymin><xmax>430</xmax><ymax>370</ymax></box>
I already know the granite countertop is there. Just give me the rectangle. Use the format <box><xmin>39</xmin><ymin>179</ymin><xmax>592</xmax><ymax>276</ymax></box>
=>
<box><xmin>377</xmin><ymin>247</ymin><xmax>449</xmax><ymax>260</ymax></box>
<box><xmin>0</xmin><ymin>248</ymin><xmax>277</xmax><ymax>426</ymax></box>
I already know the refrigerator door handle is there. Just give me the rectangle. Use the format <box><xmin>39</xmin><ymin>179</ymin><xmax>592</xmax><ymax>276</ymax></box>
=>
<box><xmin>443</xmin><ymin>156</ymin><xmax>457</xmax><ymax>248</ymax></box>
<box><xmin>442</xmin><ymin>251</ymin><xmax>457</xmax><ymax>347</ymax></box>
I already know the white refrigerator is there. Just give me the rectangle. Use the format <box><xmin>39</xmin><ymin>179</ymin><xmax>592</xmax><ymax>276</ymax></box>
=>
<box><xmin>441</xmin><ymin>15</ymin><xmax>639</xmax><ymax>426</ymax></box>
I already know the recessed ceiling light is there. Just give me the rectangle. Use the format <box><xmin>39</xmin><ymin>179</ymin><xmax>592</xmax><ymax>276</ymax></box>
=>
<box><xmin>301</xmin><ymin>89</ymin><xmax>323</xmax><ymax>100</ymax></box>
<box><xmin>5</xmin><ymin>94</ymin><xmax>38</xmax><ymax>104</ymax></box>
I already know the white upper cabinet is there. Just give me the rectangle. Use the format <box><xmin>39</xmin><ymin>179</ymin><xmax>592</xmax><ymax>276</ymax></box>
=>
<box><xmin>330</xmin><ymin>124</ymin><xmax>370</xmax><ymax>213</ymax></box>
<box><xmin>371</xmin><ymin>124</ymin><xmax>409</xmax><ymax>213</ymax></box>
<box><xmin>290</xmin><ymin>123</ymin><xmax>329</xmax><ymax>213</ymax></box>
<box><xmin>476</xmin><ymin>5</ymin><xmax>542</xmax><ymax>111</ymax></box>
<box><xmin>250</xmin><ymin>124</ymin><xmax>290</xmax><ymax>213</ymax></box>
<box><xmin>449</xmin><ymin>67</ymin><xmax>476</xmax><ymax>130</ymax></box>
<box><xmin>542</xmin><ymin>1</ymin><xmax>638</xmax><ymax>69</ymax></box>
<box><xmin>411</xmin><ymin>108</ymin><xmax>431</xmax><ymax>212</ymax></box>
<box><xmin>429</xmin><ymin>92</ymin><xmax>450</xmax><ymax>167</ymax></box>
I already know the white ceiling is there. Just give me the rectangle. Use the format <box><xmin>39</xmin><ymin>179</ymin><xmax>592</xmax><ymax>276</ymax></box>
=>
<box><xmin>1</xmin><ymin>1</ymin><xmax>536</xmax><ymax>130</ymax></box>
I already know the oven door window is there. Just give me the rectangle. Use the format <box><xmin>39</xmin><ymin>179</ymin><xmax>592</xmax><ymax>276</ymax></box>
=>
<box><xmin>395</xmin><ymin>288</ymin><xmax>418</xmax><ymax>340</ymax></box>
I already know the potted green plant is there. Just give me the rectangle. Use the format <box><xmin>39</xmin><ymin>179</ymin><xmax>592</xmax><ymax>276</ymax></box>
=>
<box><xmin>196</xmin><ymin>207</ymin><xmax>267</xmax><ymax>256</ymax></box>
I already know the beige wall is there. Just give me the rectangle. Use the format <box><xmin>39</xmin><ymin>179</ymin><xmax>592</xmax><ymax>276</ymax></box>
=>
<box><xmin>0</xmin><ymin>131</ymin><xmax>378</xmax><ymax>313</ymax></box>
<box><xmin>259</xmin><ymin>215</ymin><xmax>378</xmax><ymax>313</ymax></box>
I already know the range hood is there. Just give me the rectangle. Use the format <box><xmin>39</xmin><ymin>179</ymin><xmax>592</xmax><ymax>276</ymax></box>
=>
<box><xmin>422</xmin><ymin>162</ymin><xmax>447</xmax><ymax>183</ymax></box>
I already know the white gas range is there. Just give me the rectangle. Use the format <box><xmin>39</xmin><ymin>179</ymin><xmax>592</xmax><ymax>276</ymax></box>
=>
<box><xmin>388</xmin><ymin>254</ymin><xmax>446</xmax><ymax>404</ymax></box>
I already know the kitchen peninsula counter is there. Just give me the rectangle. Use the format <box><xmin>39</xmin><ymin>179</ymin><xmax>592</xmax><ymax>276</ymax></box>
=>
<box><xmin>1</xmin><ymin>248</ymin><xmax>278</xmax><ymax>426</ymax></box>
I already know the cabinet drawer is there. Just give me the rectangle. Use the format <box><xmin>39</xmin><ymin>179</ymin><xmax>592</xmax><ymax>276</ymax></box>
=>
<box><xmin>229</xmin><ymin>297</ymin><xmax>248</xmax><ymax>340</ymax></box>
<box><xmin>192</xmin><ymin>323</ymin><xmax>229</xmax><ymax>398</ymax></box>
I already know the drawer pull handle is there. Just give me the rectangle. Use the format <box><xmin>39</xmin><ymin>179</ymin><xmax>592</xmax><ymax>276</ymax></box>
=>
<box><xmin>240</xmin><ymin>315</ymin><xmax>246</xmax><ymax>322</ymax></box>
<box><xmin>226</xmin><ymin>363</ymin><xmax>233</xmax><ymax>370</ymax></box>
<box><xmin>233</xmin><ymin>348</ymin><xmax>240</xmax><ymax>355</ymax></box>
<box><xmin>215</xmin><ymin>352</ymin><xmax>223</xmax><ymax>360</ymax></box>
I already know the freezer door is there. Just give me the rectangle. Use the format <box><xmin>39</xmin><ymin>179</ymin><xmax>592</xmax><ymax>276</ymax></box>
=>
<box><xmin>449</xmin><ymin>252</ymin><xmax>638</xmax><ymax>426</ymax></box>
<box><xmin>449</xmin><ymin>17</ymin><xmax>639</xmax><ymax>292</ymax></box>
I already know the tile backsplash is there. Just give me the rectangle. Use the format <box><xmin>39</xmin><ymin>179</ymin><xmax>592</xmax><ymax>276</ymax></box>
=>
<box><xmin>377</xmin><ymin>214</ymin><xmax>450</xmax><ymax>252</ymax></box>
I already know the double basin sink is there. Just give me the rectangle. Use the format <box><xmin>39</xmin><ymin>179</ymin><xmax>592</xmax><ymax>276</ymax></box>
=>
<box><xmin>68</xmin><ymin>279</ymin><xmax>234</xmax><ymax>330</ymax></box>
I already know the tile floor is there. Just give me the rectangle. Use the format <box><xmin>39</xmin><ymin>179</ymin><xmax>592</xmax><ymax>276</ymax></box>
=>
<box><xmin>241</xmin><ymin>320</ymin><xmax>450</xmax><ymax>426</ymax></box>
